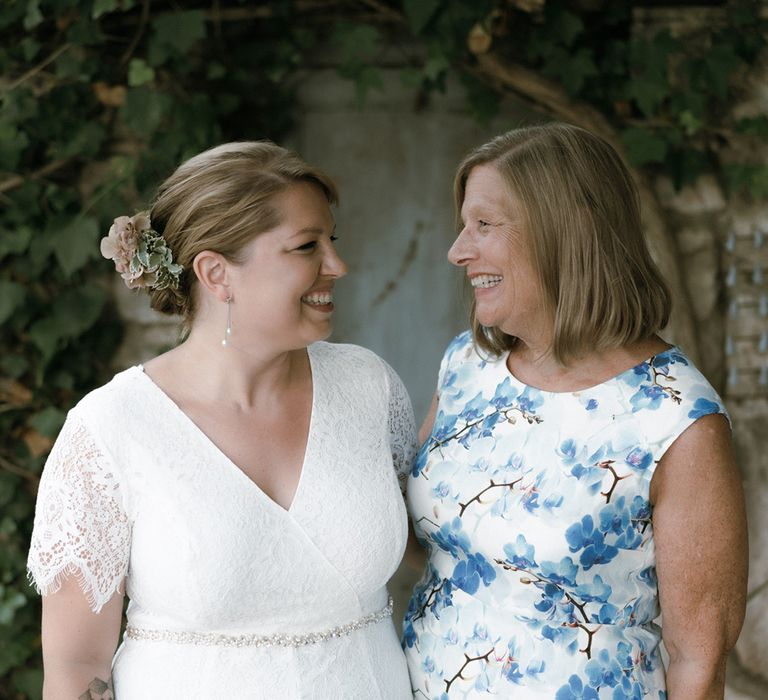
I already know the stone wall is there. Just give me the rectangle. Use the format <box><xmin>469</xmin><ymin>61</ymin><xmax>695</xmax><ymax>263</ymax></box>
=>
<box><xmin>656</xmin><ymin>174</ymin><xmax>768</xmax><ymax>698</ymax></box>
<box><xmin>111</xmin><ymin>66</ymin><xmax>766</xmax><ymax>697</ymax></box>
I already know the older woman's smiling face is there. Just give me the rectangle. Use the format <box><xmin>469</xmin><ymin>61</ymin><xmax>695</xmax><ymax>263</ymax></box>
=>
<box><xmin>448</xmin><ymin>164</ymin><xmax>548</xmax><ymax>344</ymax></box>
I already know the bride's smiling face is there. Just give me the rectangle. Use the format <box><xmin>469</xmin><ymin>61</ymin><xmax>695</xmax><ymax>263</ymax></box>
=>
<box><xmin>226</xmin><ymin>182</ymin><xmax>348</xmax><ymax>350</ymax></box>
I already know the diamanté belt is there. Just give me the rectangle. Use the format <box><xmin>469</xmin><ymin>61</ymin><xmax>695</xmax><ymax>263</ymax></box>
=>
<box><xmin>124</xmin><ymin>597</ymin><xmax>393</xmax><ymax>648</ymax></box>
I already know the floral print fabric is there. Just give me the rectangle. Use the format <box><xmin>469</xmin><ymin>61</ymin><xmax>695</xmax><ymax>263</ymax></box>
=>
<box><xmin>404</xmin><ymin>331</ymin><xmax>727</xmax><ymax>699</ymax></box>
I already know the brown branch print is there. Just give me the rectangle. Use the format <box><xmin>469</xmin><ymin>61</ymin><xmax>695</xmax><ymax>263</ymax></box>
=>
<box><xmin>444</xmin><ymin>648</ymin><xmax>496</xmax><ymax>692</ymax></box>
<box><xmin>429</xmin><ymin>405</ymin><xmax>543</xmax><ymax>453</ymax></box>
<box><xmin>649</xmin><ymin>358</ymin><xmax>683</xmax><ymax>404</ymax></box>
<box><xmin>493</xmin><ymin>559</ymin><xmax>599</xmax><ymax>659</ymax></box>
<box><xmin>459</xmin><ymin>477</ymin><xmax>524</xmax><ymax>516</ymax></box>
<box><xmin>597</xmin><ymin>459</ymin><xmax>631</xmax><ymax>504</ymax></box>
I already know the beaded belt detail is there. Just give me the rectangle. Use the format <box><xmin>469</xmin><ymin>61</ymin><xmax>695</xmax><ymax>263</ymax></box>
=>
<box><xmin>124</xmin><ymin>597</ymin><xmax>393</xmax><ymax>648</ymax></box>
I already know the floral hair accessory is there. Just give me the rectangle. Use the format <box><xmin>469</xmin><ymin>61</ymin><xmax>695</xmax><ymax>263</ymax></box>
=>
<box><xmin>100</xmin><ymin>212</ymin><xmax>183</xmax><ymax>291</ymax></box>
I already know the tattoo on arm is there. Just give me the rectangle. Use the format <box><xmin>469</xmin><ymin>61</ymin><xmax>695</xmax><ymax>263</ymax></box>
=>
<box><xmin>78</xmin><ymin>677</ymin><xmax>114</xmax><ymax>700</ymax></box>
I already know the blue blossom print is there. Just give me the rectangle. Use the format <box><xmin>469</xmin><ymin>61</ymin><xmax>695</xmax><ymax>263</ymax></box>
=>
<box><xmin>405</xmin><ymin>332</ymin><xmax>726</xmax><ymax>698</ymax></box>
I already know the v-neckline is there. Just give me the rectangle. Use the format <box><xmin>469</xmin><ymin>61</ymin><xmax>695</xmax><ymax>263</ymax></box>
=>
<box><xmin>132</xmin><ymin>346</ymin><xmax>318</xmax><ymax>515</ymax></box>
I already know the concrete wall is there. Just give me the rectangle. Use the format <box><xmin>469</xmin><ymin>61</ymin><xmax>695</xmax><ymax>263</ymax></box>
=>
<box><xmin>289</xmin><ymin>70</ymin><xmax>534</xmax><ymax>420</ymax></box>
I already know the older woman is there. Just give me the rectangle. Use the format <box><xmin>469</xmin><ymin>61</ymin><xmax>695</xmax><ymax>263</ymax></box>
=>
<box><xmin>27</xmin><ymin>142</ymin><xmax>415</xmax><ymax>699</ymax></box>
<box><xmin>404</xmin><ymin>124</ymin><xmax>747</xmax><ymax>699</ymax></box>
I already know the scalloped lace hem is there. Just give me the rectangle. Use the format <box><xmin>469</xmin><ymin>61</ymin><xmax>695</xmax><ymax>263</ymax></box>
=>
<box><xmin>27</xmin><ymin>562</ymin><xmax>123</xmax><ymax>614</ymax></box>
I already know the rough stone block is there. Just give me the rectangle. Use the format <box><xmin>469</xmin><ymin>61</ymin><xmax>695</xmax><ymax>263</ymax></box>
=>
<box><xmin>735</xmin><ymin>586</ymin><xmax>768</xmax><ymax>686</ymax></box>
<box><xmin>656</xmin><ymin>175</ymin><xmax>726</xmax><ymax>215</ymax></box>
<box><xmin>675</xmin><ymin>226</ymin><xmax>718</xmax><ymax>321</ymax></box>
<box><xmin>730</xmin><ymin>401</ymin><xmax>768</xmax><ymax>589</ymax></box>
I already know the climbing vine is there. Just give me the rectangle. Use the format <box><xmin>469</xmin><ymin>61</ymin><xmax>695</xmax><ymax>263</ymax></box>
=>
<box><xmin>0</xmin><ymin>0</ymin><xmax>766</xmax><ymax>696</ymax></box>
<box><xmin>0</xmin><ymin>1</ymin><xmax>314</xmax><ymax>695</ymax></box>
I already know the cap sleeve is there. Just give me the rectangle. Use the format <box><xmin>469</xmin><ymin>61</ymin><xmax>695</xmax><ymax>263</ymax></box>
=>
<box><xmin>27</xmin><ymin>412</ymin><xmax>131</xmax><ymax>613</ymax></box>
<box><xmin>620</xmin><ymin>349</ymin><xmax>730</xmax><ymax>471</ymax></box>
<box><xmin>381</xmin><ymin>359</ymin><xmax>417</xmax><ymax>496</ymax></box>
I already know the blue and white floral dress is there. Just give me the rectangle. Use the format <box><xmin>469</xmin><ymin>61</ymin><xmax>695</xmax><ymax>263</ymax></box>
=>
<box><xmin>404</xmin><ymin>331</ymin><xmax>727</xmax><ymax>699</ymax></box>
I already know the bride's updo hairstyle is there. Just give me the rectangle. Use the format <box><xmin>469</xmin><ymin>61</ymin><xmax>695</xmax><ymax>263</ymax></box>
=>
<box><xmin>147</xmin><ymin>141</ymin><xmax>338</xmax><ymax>321</ymax></box>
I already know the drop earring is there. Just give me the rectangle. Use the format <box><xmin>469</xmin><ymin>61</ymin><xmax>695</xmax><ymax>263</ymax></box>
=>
<box><xmin>221</xmin><ymin>296</ymin><xmax>232</xmax><ymax>347</ymax></box>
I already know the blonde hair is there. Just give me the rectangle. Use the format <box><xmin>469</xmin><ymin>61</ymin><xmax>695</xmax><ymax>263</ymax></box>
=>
<box><xmin>454</xmin><ymin>123</ymin><xmax>671</xmax><ymax>365</ymax></box>
<box><xmin>148</xmin><ymin>141</ymin><xmax>338</xmax><ymax>320</ymax></box>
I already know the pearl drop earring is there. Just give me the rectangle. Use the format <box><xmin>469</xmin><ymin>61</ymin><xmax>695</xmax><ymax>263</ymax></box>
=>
<box><xmin>221</xmin><ymin>296</ymin><xmax>232</xmax><ymax>347</ymax></box>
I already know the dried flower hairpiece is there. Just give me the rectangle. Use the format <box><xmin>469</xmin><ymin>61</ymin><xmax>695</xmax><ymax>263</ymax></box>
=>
<box><xmin>100</xmin><ymin>212</ymin><xmax>183</xmax><ymax>291</ymax></box>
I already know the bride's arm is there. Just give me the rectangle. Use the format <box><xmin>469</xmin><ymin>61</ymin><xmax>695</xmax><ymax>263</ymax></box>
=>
<box><xmin>41</xmin><ymin>575</ymin><xmax>124</xmax><ymax>700</ymax></box>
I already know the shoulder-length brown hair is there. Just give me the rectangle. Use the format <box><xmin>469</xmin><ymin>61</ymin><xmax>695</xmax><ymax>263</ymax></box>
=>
<box><xmin>454</xmin><ymin>122</ymin><xmax>671</xmax><ymax>365</ymax></box>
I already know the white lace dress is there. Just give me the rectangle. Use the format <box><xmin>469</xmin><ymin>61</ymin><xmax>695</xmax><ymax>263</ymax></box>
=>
<box><xmin>27</xmin><ymin>342</ymin><xmax>417</xmax><ymax>699</ymax></box>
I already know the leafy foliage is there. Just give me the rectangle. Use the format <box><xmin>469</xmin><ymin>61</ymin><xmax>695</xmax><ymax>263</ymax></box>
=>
<box><xmin>1</xmin><ymin>0</ymin><xmax>766</xmax><ymax>696</ymax></box>
<box><xmin>333</xmin><ymin>0</ymin><xmax>768</xmax><ymax>190</ymax></box>
<box><xmin>0</xmin><ymin>1</ymin><xmax>311</xmax><ymax>695</ymax></box>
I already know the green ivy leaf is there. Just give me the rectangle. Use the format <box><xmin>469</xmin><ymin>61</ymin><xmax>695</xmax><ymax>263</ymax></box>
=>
<box><xmin>67</xmin><ymin>15</ymin><xmax>106</xmax><ymax>46</ymax></box>
<box><xmin>334</xmin><ymin>24</ymin><xmax>380</xmax><ymax>64</ymax></box>
<box><xmin>0</xmin><ymin>589</ymin><xmax>26</xmax><ymax>625</ymax></box>
<box><xmin>403</xmin><ymin>0</ymin><xmax>441</xmax><ymax>35</ymax></box>
<box><xmin>666</xmin><ymin>146</ymin><xmax>710</xmax><ymax>189</ymax></box>
<box><xmin>678</xmin><ymin>110</ymin><xmax>702</xmax><ymax>136</ymax></box>
<box><xmin>0</xmin><ymin>281</ymin><xmax>25</xmax><ymax>326</ymax></box>
<box><xmin>53</xmin><ymin>122</ymin><xmax>106</xmax><ymax>160</ymax></box>
<box><xmin>697</xmin><ymin>43</ymin><xmax>741</xmax><ymax>100</ymax></box>
<box><xmin>0</xmin><ymin>227</ymin><xmax>32</xmax><ymax>261</ymax></box>
<box><xmin>128</xmin><ymin>58</ymin><xmax>155</xmax><ymax>87</ymax></box>
<box><xmin>51</xmin><ymin>216</ymin><xmax>100</xmax><ymax>277</ymax></box>
<box><xmin>29</xmin><ymin>407</ymin><xmax>66</xmax><ymax>438</ymax></box>
<box><xmin>28</xmin><ymin>286</ymin><xmax>106</xmax><ymax>362</ymax></box>
<box><xmin>628</xmin><ymin>34</ymin><xmax>676</xmax><ymax>116</ymax></box>
<box><xmin>736</xmin><ymin>116</ymin><xmax>768</xmax><ymax>140</ymax></box>
<box><xmin>0</xmin><ymin>120</ymin><xmax>30</xmax><ymax>171</ymax></box>
<box><xmin>151</xmin><ymin>10</ymin><xmax>206</xmax><ymax>56</ymax></box>
<box><xmin>423</xmin><ymin>51</ymin><xmax>450</xmax><ymax>82</ymax></box>
<box><xmin>749</xmin><ymin>166</ymin><xmax>768</xmax><ymax>199</ymax></box>
<box><xmin>620</xmin><ymin>128</ymin><xmax>668</xmax><ymax>166</ymax></box>
<box><xmin>550</xmin><ymin>9</ymin><xmax>583</xmax><ymax>47</ymax></box>
<box><xmin>544</xmin><ymin>48</ymin><xmax>597</xmax><ymax>95</ymax></box>
<box><xmin>207</xmin><ymin>62</ymin><xmax>226</xmax><ymax>80</ymax></box>
<box><xmin>120</xmin><ymin>87</ymin><xmax>172</xmax><ymax>138</ymax></box>
<box><xmin>723</xmin><ymin>164</ymin><xmax>755</xmax><ymax>196</ymax></box>
<box><xmin>0</xmin><ymin>480</ymin><xmax>16</xmax><ymax>510</ymax></box>
<box><xmin>11</xmin><ymin>667</ymin><xmax>43</xmax><ymax>700</ymax></box>
<box><xmin>352</xmin><ymin>65</ymin><xmax>383</xmax><ymax>106</ymax></box>
<box><xmin>397</xmin><ymin>67</ymin><xmax>421</xmax><ymax>89</ymax></box>
<box><xmin>23</xmin><ymin>0</ymin><xmax>42</xmax><ymax>30</ymax></box>
<box><xmin>91</xmin><ymin>0</ymin><xmax>118</xmax><ymax>20</ymax></box>
<box><xmin>629</xmin><ymin>77</ymin><xmax>668</xmax><ymax>117</ymax></box>
<box><xmin>669</xmin><ymin>89</ymin><xmax>706</xmax><ymax>123</ymax></box>
<box><xmin>332</xmin><ymin>24</ymin><xmax>384</xmax><ymax>104</ymax></box>
<box><xmin>20</xmin><ymin>37</ymin><xmax>40</xmax><ymax>61</ymax></box>
<box><xmin>460</xmin><ymin>72</ymin><xmax>500</xmax><ymax>124</ymax></box>
<box><xmin>55</xmin><ymin>47</ymin><xmax>87</xmax><ymax>81</ymax></box>
<box><xmin>0</xmin><ymin>355</ymin><xmax>28</xmax><ymax>379</ymax></box>
<box><xmin>0</xmin><ymin>627</ymin><xmax>34</xmax><ymax>677</ymax></box>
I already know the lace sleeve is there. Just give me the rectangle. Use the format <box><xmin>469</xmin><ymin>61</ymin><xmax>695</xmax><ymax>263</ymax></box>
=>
<box><xmin>381</xmin><ymin>360</ymin><xmax>417</xmax><ymax>496</ymax></box>
<box><xmin>27</xmin><ymin>413</ymin><xmax>131</xmax><ymax>613</ymax></box>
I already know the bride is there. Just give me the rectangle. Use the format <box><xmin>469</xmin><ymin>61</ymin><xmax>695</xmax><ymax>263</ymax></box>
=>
<box><xmin>27</xmin><ymin>142</ymin><xmax>416</xmax><ymax>699</ymax></box>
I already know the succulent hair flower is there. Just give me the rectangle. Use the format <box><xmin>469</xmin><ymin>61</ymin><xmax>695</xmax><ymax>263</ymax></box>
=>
<box><xmin>100</xmin><ymin>212</ymin><xmax>182</xmax><ymax>290</ymax></box>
